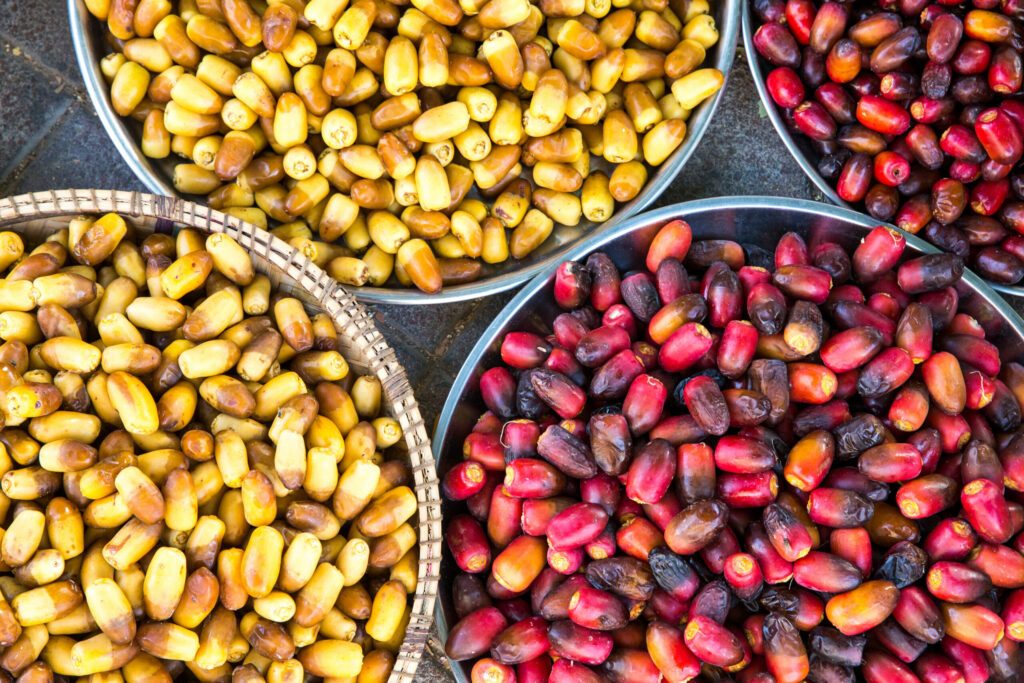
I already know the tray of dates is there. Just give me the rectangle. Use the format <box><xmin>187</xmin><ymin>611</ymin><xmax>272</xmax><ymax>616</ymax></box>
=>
<box><xmin>70</xmin><ymin>0</ymin><xmax>738</xmax><ymax>303</ymax></box>
<box><xmin>746</xmin><ymin>0</ymin><xmax>1024</xmax><ymax>295</ymax></box>
<box><xmin>432</xmin><ymin>196</ymin><xmax>1024</xmax><ymax>683</ymax></box>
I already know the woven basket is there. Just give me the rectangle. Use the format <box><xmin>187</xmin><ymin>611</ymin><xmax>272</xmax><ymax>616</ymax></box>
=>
<box><xmin>0</xmin><ymin>189</ymin><xmax>442</xmax><ymax>682</ymax></box>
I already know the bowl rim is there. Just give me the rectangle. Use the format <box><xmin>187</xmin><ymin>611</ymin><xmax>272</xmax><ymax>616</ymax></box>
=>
<box><xmin>68</xmin><ymin>0</ymin><xmax>740</xmax><ymax>305</ymax></box>
<box><xmin>431</xmin><ymin>194</ymin><xmax>1024</xmax><ymax>677</ymax></box>
<box><xmin>739</xmin><ymin>3</ymin><xmax>1024</xmax><ymax>299</ymax></box>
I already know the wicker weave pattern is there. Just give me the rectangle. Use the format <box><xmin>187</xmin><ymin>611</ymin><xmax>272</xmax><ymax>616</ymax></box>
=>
<box><xmin>0</xmin><ymin>189</ymin><xmax>442</xmax><ymax>682</ymax></box>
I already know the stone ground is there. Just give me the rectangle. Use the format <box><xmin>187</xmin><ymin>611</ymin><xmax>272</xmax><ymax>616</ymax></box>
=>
<box><xmin>0</xmin><ymin>6</ymin><xmax>1007</xmax><ymax>681</ymax></box>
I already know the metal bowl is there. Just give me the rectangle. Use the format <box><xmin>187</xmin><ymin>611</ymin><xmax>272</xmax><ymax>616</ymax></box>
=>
<box><xmin>740</xmin><ymin>3</ymin><xmax>1024</xmax><ymax>299</ymax></box>
<box><xmin>432</xmin><ymin>195</ymin><xmax>1024</xmax><ymax>682</ymax></box>
<box><xmin>68</xmin><ymin>0</ymin><xmax>739</xmax><ymax>305</ymax></box>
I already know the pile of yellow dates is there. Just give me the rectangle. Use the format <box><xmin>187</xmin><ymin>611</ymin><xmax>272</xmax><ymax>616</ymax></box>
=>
<box><xmin>0</xmin><ymin>212</ymin><xmax>415</xmax><ymax>682</ymax></box>
<box><xmin>87</xmin><ymin>0</ymin><xmax>724</xmax><ymax>293</ymax></box>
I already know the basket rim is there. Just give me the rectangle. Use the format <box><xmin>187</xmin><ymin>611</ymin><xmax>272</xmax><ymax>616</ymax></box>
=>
<box><xmin>0</xmin><ymin>188</ymin><xmax>443</xmax><ymax>682</ymax></box>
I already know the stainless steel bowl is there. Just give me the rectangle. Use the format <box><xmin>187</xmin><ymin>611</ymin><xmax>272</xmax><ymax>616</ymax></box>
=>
<box><xmin>432</xmin><ymin>196</ymin><xmax>1024</xmax><ymax>682</ymax></box>
<box><xmin>740</xmin><ymin>3</ymin><xmax>1024</xmax><ymax>299</ymax></box>
<box><xmin>68</xmin><ymin>0</ymin><xmax>739</xmax><ymax>305</ymax></box>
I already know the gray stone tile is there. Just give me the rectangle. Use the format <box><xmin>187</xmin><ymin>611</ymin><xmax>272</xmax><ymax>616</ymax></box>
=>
<box><xmin>659</xmin><ymin>51</ymin><xmax>821</xmax><ymax>205</ymax></box>
<box><xmin>0</xmin><ymin>0</ymin><xmax>86</xmax><ymax>80</ymax></box>
<box><xmin>417</xmin><ymin>637</ymin><xmax>456</xmax><ymax>682</ymax></box>
<box><xmin>1014</xmin><ymin>298</ymin><xmax>1024</xmax><ymax>321</ymax></box>
<box><xmin>385</xmin><ymin>332</ymin><xmax>431</xmax><ymax>390</ymax></box>
<box><xmin>439</xmin><ymin>291</ymin><xmax>516</xmax><ymax>372</ymax></box>
<box><xmin>474</xmin><ymin>289</ymin><xmax>520</xmax><ymax>322</ymax></box>
<box><xmin>0</xmin><ymin>42</ymin><xmax>75</xmax><ymax>179</ymax></box>
<box><xmin>374</xmin><ymin>299</ymin><xmax>482</xmax><ymax>357</ymax></box>
<box><xmin>415</xmin><ymin>369</ymin><xmax>456</xmax><ymax>436</ymax></box>
<box><xmin>2</xmin><ymin>103</ymin><xmax>145</xmax><ymax>195</ymax></box>
<box><xmin>378</xmin><ymin>324</ymin><xmax>455</xmax><ymax>430</ymax></box>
